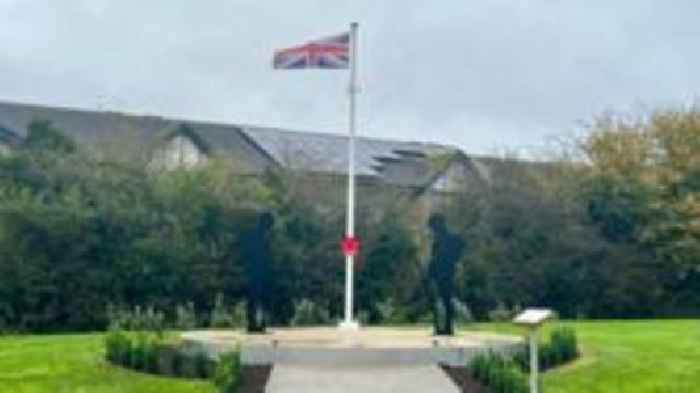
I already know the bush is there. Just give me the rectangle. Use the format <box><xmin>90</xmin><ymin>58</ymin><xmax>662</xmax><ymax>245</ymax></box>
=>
<box><xmin>104</xmin><ymin>327</ymin><xmax>214</xmax><ymax>379</ymax></box>
<box><xmin>290</xmin><ymin>299</ymin><xmax>330</xmax><ymax>326</ymax></box>
<box><xmin>195</xmin><ymin>350</ymin><xmax>213</xmax><ymax>379</ymax></box>
<box><xmin>469</xmin><ymin>352</ymin><xmax>528</xmax><ymax>393</ymax></box>
<box><xmin>175</xmin><ymin>302</ymin><xmax>198</xmax><ymax>330</ymax></box>
<box><xmin>130</xmin><ymin>334</ymin><xmax>148</xmax><ymax>371</ymax></box>
<box><xmin>106</xmin><ymin>304</ymin><xmax>165</xmax><ymax>334</ymax></box>
<box><xmin>171</xmin><ymin>348</ymin><xmax>184</xmax><ymax>376</ymax></box>
<box><xmin>214</xmin><ymin>351</ymin><xmax>242</xmax><ymax>393</ymax></box>
<box><xmin>105</xmin><ymin>331</ymin><xmax>161</xmax><ymax>372</ymax></box>
<box><xmin>143</xmin><ymin>337</ymin><xmax>159</xmax><ymax>373</ymax></box>
<box><xmin>155</xmin><ymin>344</ymin><xmax>180</xmax><ymax>376</ymax></box>
<box><xmin>551</xmin><ymin>326</ymin><xmax>578</xmax><ymax>362</ymax></box>
<box><xmin>104</xmin><ymin>328</ymin><xmax>131</xmax><ymax>366</ymax></box>
<box><xmin>375</xmin><ymin>297</ymin><xmax>409</xmax><ymax>324</ymax></box>
<box><xmin>210</xmin><ymin>293</ymin><xmax>235</xmax><ymax>328</ymax></box>
<box><xmin>514</xmin><ymin>327</ymin><xmax>579</xmax><ymax>372</ymax></box>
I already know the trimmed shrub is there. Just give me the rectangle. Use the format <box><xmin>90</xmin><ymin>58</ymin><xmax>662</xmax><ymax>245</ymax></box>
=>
<box><xmin>179</xmin><ymin>350</ymin><xmax>214</xmax><ymax>379</ymax></box>
<box><xmin>155</xmin><ymin>344</ymin><xmax>179</xmax><ymax>376</ymax></box>
<box><xmin>105</xmin><ymin>328</ymin><xmax>212</xmax><ymax>380</ymax></box>
<box><xmin>514</xmin><ymin>327</ymin><xmax>579</xmax><ymax>372</ymax></box>
<box><xmin>551</xmin><ymin>326</ymin><xmax>578</xmax><ymax>362</ymax></box>
<box><xmin>195</xmin><ymin>350</ymin><xmax>214</xmax><ymax>379</ymax></box>
<box><xmin>180</xmin><ymin>353</ymin><xmax>199</xmax><ymax>379</ymax></box>
<box><xmin>171</xmin><ymin>348</ymin><xmax>184</xmax><ymax>376</ymax></box>
<box><xmin>469</xmin><ymin>352</ymin><xmax>528</xmax><ymax>393</ymax></box>
<box><xmin>214</xmin><ymin>351</ymin><xmax>242</xmax><ymax>393</ymax></box>
<box><xmin>144</xmin><ymin>338</ymin><xmax>159</xmax><ymax>374</ymax></box>
<box><xmin>104</xmin><ymin>328</ymin><xmax>131</xmax><ymax>366</ymax></box>
<box><xmin>130</xmin><ymin>334</ymin><xmax>150</xmax><ymax>371</ymax></box>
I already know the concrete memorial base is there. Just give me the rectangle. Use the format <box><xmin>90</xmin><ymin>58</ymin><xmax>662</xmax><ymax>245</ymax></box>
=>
<box><xmin>337</xmin><ymin>320</ymin><xmax>360</xmax><ymax>331</ymax></box>
<box><xmin>181</xmin><ymin>327</ymin><xmax>522</xmax><ymax>367</ymax></box>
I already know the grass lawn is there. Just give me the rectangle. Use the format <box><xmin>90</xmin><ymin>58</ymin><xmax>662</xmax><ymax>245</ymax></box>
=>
<box><xmin>1</xmin><ymin>321</ymin><xmax>698</xmax><ymax>392</ymax></box>
<box><xmin>0</xmin><ymin>334</ymin><xmax>215</xmax><ymax>393</ymax></box>
<box><xmin>464</xmin><ymin>320</ymin><xmax>700</xmax><ymax>393</ymax></box>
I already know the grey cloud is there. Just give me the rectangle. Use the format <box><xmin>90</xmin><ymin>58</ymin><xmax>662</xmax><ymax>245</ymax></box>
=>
<box><xmin>1</xmin><ymin>0</ymin><xmax>699</xmax><ymax>154</ymax></box>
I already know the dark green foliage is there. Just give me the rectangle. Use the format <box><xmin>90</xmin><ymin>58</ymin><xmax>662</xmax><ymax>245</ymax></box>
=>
<box><xmin>356</xmin><ymin>215</ymin><xmax>420</xmax><ymax>324</ymax></box>
<box><xmin>3</xmin><ymin>117</ymin><xmax>700</xmax><ymax>333</ymax></box>
<box><xmin>156</xmin><ymin>344</ymin><xmax>180</xmax><ymax>376</ymax></box>
<box><xmin>174</xmin><ymin>303</ymin><xmax>198</xmax><ymax>331</ymax></box>
<box><xmin>0</xmin><ymin>122</ymin><xmax>427</xmax><ymax>331</ymax></box>
<box><xmin>210</xmin><ymin>293</ymin><xmax>236</xmax><ymax>328</ymax></box>
<box><xmin>214</xmin><ymin>351</ymin><xmax>242</xmax><ymax>393</ymax></box>
<box><xmin>447</xmin><ymin>159</ymin><xmax>673</xmax><ymax>320</ymax></box>
<box><xmin>514</xmin><ymin>327</ymin><xmax>579</xmax><ymax>372</ymax></box>
<box><xmin>104</xmin><ymin>328</ymin><xmax>132</xmax><ymax>366</ymax></box>
<box><xmin>23</xmin><ymin>120</ymin><xmax>77</xmax><ymax>154</ymax></box>
<box><xmin>0</xmin><ymin>123</ymin><xmax>266</xmax><ymax>332</ymax></box>
<box><xmin>171</xmin><ymin>348</ymin><xmax>184</xmax><ymax>377</ymax></box>
<box><xmin>107</xmin><ymin>305</ymin><xmax>165</xmax><ymax>334</ymax></box>
<box><xmin>469</xmin><ymin>352</ymin><xmax>528</xmax><ymax>393</ymax></box>
<box><xmin>104</xmin><ymin>327</ymin><xmax>218</xmax><ymax>380</ymax></box>
<box><xmin>129</xmin><ymin>334</ymin><xmax>148</xmax><ymax>371</ymax></box>
<box><xmin>551</xmin><ymin>327</ymin><xmax>578</xmax><ymax>364</ymax></box>
<box><xmin>290</xmin><ymin>298</ymin><xmax>331</xmax><ymax>326</ymax></box>
<box><xmin>194</xmin><ymin>350</ymin><xmax>213</xmax><ymax>379</ymax></box>
<box><xmin>144</xmin><ymin>339</ymin><xmax>159</xmax><ymax>374</ymax></box>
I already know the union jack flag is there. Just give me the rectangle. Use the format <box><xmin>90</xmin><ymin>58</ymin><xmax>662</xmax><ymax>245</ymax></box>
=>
<box><xmin>273</xmin><ymin>32</ymin><xmax>350</xmax><ymax>70</ymax></box>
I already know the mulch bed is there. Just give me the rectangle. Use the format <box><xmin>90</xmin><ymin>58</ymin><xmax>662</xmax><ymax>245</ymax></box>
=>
<box><xmin>239</xmin><ymin>365</ymin><xmax>273</xmax><ymax>393</ymax></box>
<box><xmin>440</xmin><ymin>364</ymin><xmax>488</xmax><ymax>393</ymax></box>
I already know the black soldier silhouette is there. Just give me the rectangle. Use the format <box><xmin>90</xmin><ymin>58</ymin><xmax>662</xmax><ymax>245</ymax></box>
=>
<box><xmin>242</xmin><ymin>212</ymin><xmax>275</xmax><ymax>333</ymax></box>
<box><xmin>427</xmin><ymin>213</ymin><xmax>464</xmax><ymax>336</ymax></box>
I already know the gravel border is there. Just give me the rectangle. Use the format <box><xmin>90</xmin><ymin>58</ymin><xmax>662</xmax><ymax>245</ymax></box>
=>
<box><xmin>239</xmin><ymin>365</ymin><xmax>273</xmax><ymax>393</ymax></box>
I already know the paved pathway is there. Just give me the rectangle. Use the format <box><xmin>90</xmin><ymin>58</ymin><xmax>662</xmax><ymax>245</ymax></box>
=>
<box><xmin>265</xmin><ymin>364</ymin><xmax>460</xmax><ymax>393</ymax></box>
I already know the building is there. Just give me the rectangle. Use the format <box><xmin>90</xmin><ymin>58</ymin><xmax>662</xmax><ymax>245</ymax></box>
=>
<box><xmin>0</xmin><ymin>100</ymin><xmax>503</xmax><ymax>213</ymax></box>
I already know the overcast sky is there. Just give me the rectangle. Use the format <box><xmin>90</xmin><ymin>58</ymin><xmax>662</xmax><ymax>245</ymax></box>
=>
<box><xmin>1</xmin><ymin>1</ymin><xmax>699</xmax><ymax>155</ymax></box>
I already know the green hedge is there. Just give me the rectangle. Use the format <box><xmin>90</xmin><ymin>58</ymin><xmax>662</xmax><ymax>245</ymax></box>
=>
<box><xmin>470</xmin><ymin>352</ymin><xmax>528</xmax><ymax>393</ymax></box>
<box><xmin>214</xmin><ymin>351</ymin><xmax>242</xmax><ymax>393</ymax></box>
<box><xmin>514</xmin><ymin>327</ymin><xmax>579</xmax><ymax>372</ymax></box>
<box><xmin>104</xmin><ymin>329</ymin><xmax>218</xmax><ymax>380</ymax></box>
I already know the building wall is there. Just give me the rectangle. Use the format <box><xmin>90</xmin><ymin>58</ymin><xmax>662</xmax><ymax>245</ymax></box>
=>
<box><xmin>151</xmin><ymin>135</ymin><xmax>207</xmax><ymax>170</ymax></box>
<box><xmin>378</xmin><ymin>158</ymin><xmax>431</xmax><ymax>186</ymax></box>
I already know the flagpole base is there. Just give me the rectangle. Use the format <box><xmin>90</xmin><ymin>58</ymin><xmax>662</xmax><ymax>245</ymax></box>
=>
<box><xmin>338</xmin><ymin>320</ymin><xmax>360</xmax><ymax>331</ymax></box>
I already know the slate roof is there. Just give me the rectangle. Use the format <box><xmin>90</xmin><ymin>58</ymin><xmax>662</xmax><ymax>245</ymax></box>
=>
<box><xmin>0</xmin><ymin>100</ymin><xmax>463</xmax><ymax>187</ymax></box>
<box><xmin>240</xmin><ymin>125</ymin><xmax>457</xmax><ymax>184</ymax></box>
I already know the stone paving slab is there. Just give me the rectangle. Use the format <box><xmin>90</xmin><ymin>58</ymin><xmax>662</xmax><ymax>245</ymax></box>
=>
<box><xmin>265</xmin><ymin>364</ymin><xmax>460</xmax><ymax>393</ymax></box>
<box><xmin>181</xmin><ymin>328</ymin><xmax>523</xmax><ymax>366</ymax></box>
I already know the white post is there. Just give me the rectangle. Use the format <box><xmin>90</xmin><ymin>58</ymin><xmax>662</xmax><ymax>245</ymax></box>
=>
<box><xmin>530</xmin><ymin>328</ymin><xmax>539</xmax><ymax>393</ymax></box>
<box><xmin>340</xmin><ymin>22</ymin><xmax>359</xmax><ymax>331</ymax></box>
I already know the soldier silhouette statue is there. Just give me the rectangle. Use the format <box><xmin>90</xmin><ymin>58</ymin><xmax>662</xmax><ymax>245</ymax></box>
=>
<box><xmin>242</xmin><ymin>212</ymin><xmax>274</xmax><ymax>333</ymax></box>
<box><xmin>427</xmin><ymin>213</ymin><xmax>464</xmax><ymax>336</ymax></box>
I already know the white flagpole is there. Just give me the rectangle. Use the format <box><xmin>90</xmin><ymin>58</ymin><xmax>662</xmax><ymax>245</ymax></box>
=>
<box><xmin>341</xmin><ymin>22</ymin><xmax>359</xmax><ymax>330</ymax></box>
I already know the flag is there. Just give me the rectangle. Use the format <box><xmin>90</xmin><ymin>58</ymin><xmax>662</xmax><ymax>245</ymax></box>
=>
<box><xmin>273</xmin><ymin>32</ymin><xmax>350</xmax><ymax>70</ymax></box>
